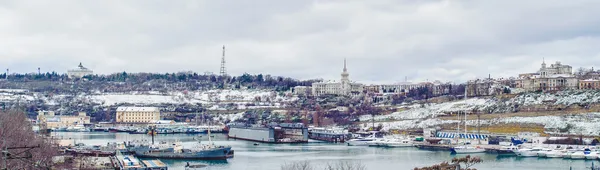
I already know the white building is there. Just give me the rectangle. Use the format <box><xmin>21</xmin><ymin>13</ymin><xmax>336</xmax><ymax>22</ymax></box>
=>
<box><xmin>311</xmin><ymin>59</ymin><xmax>363</xmax><ymax>96</ymax></box>
<box><xmin>292</xmin><ymin>86</ymin><xmax>312</xmax><ymax>96</ymax></box>
<box><xmin>516</xmin><ymin>61</ymin><xmax>578</xmax><ymax>91</ymax></box>
<box><xmin>67</xmin><ymin>62</ymin><xmax>93</xmax><ymax>79</ymax></box>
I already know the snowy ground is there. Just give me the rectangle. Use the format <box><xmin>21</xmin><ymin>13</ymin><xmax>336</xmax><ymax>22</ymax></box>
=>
<box><xmin>1</xmin><ymin>89</ymin><xmax>296</xmax><ymax>107</ymax></box>
<box><xmin>359</xmin><ymin>98</ymin><xmax>494</xmax><ymax>121</ymax></box>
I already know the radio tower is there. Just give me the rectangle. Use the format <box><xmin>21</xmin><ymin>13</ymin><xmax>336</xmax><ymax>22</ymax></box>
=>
<box><xmin>219</xmin><ymin>45</ymin><xmax>227</xmax><ymax>77</ymax></box>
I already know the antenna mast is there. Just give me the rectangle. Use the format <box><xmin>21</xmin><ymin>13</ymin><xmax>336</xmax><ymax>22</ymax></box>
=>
<box><xmin>219</xmin><ymin>46</ymin><xmax>227</xmax><ymax>77</ymax></box>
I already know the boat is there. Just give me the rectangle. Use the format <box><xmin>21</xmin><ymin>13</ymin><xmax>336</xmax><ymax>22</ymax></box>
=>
<box><xmin>516</xmin><ymin>148</ymin><xmax>541</xmax><ymax>157</ymax></box>
<box><xmin>92</xmin><ymin>125</ymin><xmax>107</xmax><ymax>132</ymax></box>
<box><xmin>537</xmin><ymin>148</ymin><xmax>552</xmax><ymax>157</ymax></box>
<box><xmin>585</xmin><ymin>151</ymin><xmax>598</xmax><ymax>160</ymax></box>
<box><xmin>129</xmin><ymin>125</ymin><xmax>234</xmax><ymax>160</ymax></box>
<box><xmin>129</xmin><ymin>128</ymin><xmax>148</xmax><ymax>134</ymax></box>
<box><xmin>347</xmin><ymin>132</ymin><xmax>380</xmax><ymax>146</ymax></box>
<box><xmin>496</xmin><ymin>145</ymin><xmax>519</xmax><ymax>155</ymax></box>
<box><xmin>381</xmin><ymin>139</ymin><xmax>414</xmax><ymax>147</ymax></box>
<box><xmin>546</xmin><ymin>150</ymin><xmax>567</xmax><ymax>158</ymax></box>
<box><xmin>185</xmin><ymin>162</ymin><xmax>208</xmax><ymax>170</ymax></box>
<box><xmin>367</xmin><ymin>138</ymin><xmax>387</xmax><ymax>147</ymax></box>
<box><xmin>563</xmin><ymin>150</ymin><xmax>577</xmax><ymax>159</ymax></box>
<box><xmin>570</xmin><ymin>151</ymin><xmax>586</xmax><ymax>159</ymax></box>
<box><xmin>451</xmin><ymin>145</ymin><xmax>486</xmax><ymax>154</ymax></box>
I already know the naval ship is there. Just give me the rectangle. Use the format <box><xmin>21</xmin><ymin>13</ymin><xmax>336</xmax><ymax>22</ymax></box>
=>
<box><xmin>128</xmin><ymin>126</ymin><xmax>234</xmax><ymax>160</ymax></box>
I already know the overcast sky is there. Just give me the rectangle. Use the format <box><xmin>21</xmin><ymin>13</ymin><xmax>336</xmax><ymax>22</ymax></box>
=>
<box><xmin>2</xmin><ymin>0</ymin><xmax>600</xmax><ymax>84</ymax></box>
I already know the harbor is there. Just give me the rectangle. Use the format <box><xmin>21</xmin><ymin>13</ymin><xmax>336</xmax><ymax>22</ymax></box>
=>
<box><xmin>53</xmin><ymin>132</ymin><xmax>599</xmax><ymax>170</ymax></box>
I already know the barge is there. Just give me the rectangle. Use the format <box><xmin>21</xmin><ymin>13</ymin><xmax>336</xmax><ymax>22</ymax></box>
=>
<box><xmin>227</xmin><ymin>123</ymin><xmax>308</xmax><ymax>143</ymax></box>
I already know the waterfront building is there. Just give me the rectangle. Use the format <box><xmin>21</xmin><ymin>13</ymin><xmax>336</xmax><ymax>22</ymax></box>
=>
<box><xmin>579</xmin><ymin>79</ymin><xmax>600</xmax><ymax>90</ymax></box>
<box><xmin>37</xmin><ymin>111</ymin><xmax>90</xmax><ymax>128</ymax></box>
<box><xmin>116</xmin><ymin>107</ymin><xmax>160</xmax><ymax>123</ymax></box>
<box><xmin>311</xmin><ymin>59</ymin><xmax>363</xmax><ymax>97</ymax></box>
<box><xmin>515</xmin><ymin>61</ymin><xmax>578</xmax><ymax>91</ymax></box>
<box><xmin>67</xmin><ymin>62</ymin><xmax>93</xmax><ymax>79</ymax></box>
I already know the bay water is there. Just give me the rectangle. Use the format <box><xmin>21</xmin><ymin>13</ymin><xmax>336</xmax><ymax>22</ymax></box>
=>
<box><xmin>53</xmin><ymin>132</ymin><xmax>597</xmax><ymax>170</ymax></box>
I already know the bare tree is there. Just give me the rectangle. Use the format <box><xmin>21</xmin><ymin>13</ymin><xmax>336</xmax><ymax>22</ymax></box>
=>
<box><xmin>414</xmin><ymin>155</ymin><xmax>482</xmax><ymax>170</ymax></box>
<box><xmin>0</xmin><ymin>110</ymin><xmax>63</xmax><ymax>169</ymax></box>
<box><xmin>324</xmin><ymin>161</ymin><xmax>366</xmax><ymax>170</ymax></box>
<box><xmin>281</xmin><ymin>160</ymin><xmax>314</xmax><ymax>170</ymax></box>
<box><xmin>280</xmin><ymin>161</ymin><xmax>365</xmax><ymax>170</ymax></box>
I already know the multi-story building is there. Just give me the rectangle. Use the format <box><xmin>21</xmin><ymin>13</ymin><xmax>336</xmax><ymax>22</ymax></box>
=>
<box><xmin>292</xmin><ymin>86</ymin><xmax>312</xmax><ymax>96</ymax></box>
<box><xmin>37</xmin><ymin>111</ymin><xmax>90</xmax><ymax>129</ymax></box>
<box><xmin>515</xmin><ymin>61</ymin><xmax>578</xmax><ymax>92</ymax></box>
<box><xmin>116</xmin><ymin>107</ymin><xmax>161</xmax><ymax>123</ymax></box>
<box><xmin>580</xmin><ymin>70</ymin><xmax>600</xmax><ymax>80</ymax></box>
<box><xmin>311</xmin><ymin>60</ymin><xmax>363</xmax><ymax>96</ymax></box>
<box><xmin>466</xmin><ymin>79</ymin><xmax>505</xmax><ymax>96</ymax></box>
<box><xmin>67</xmin><ymin>62</ymin><xmax>93</xmax><ymax>79</ymax></box>
<box><xmin>579</xmin><ymin>79</ymin><xmax>600</xmax><ymax>90</ymax></box>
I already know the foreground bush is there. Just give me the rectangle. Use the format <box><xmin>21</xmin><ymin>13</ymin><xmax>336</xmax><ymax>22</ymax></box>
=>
<box><xmin>281</xmin><ymin>160</ymin><xmax>366</xmax><ymax>170</ymax></box>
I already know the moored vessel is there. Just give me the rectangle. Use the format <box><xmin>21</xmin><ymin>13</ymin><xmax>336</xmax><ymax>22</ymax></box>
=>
<box><xmin>451</xmin><ymin>145</ymin><xmax>486</xmax><ymax>154</ymax></box>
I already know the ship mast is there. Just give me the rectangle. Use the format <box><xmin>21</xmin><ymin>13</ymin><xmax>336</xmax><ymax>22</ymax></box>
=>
<box><xmin>207</xmin><ymin>120</ymin><xmax>213</xmax><ymax>147</ymax></box>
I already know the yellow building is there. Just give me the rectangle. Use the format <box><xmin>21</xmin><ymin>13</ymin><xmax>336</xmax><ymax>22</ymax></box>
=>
<box><xmin>37</xmin><ymin>111</ymin><xmax>91</xmax><ymax>129</ymax></box>
<box><xmin>116</xmin><ymin>107</ymin><xmax>160</xmax><ymax>123</ymax></box>
<box><xmin>579</xmin><ymin>79</ymin><xmax>600</xmax><ymax>90</ymax></box>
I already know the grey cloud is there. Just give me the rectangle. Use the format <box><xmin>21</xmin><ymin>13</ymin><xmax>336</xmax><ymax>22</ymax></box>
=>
<box><xmin>1</xmin><ymin>0</ymin><xmax>600</xmax><ymax>83</ymax></box>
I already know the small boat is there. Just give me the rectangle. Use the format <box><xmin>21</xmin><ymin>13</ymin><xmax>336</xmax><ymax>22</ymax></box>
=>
<box><xmin>185</xmin><ymin>162</ymin><xmax>208</xmax><ymax>170</ymax></box>
<box><xmin>92</xmin><ymin>126</ymin><xmax>106</xmax><ymax>132</ymax></box>
<box><xmin>451</xmin><ymin>145</ymin><xmax>486</xmax><ymax>154</ymax></box>
<box><xmin>537</xmin><ymin>148</ymin><xmax>552</xmax><ymax>157</ymax></box>
<box><xmin>545</xmin><ymin>150</ymin><xmax>567</xmax><ymax>158</ymax></box>
<box><xmin>496</xmin><ymin>145</ymin><xmax>519</xmax><ymax>155</ymax></box>
<box><xmin>585</xmin><ymin>151</ymin><xmax>598</xmax><ymax>160</ymax></box>
<box><xmin>367</xmin><ymin>138</ymin><xmax>386</xmax><ymax>147</ymax></box>
<box><xmin>347</xmin><ymin>132</ymin><xmax>380</xmax><ymax>146</ymax></box>
<box><xmin>129</xmin><ymin>128</ymin><xmax>148</xmax><ymax>134</ymax></box>
<box><xmin>253</xmin><ymin>143</ymin><xmax>259</xmax><ymax>146</ymax></box>
<box><xmin>570</xmin><ymin>151</ymin><xmax>586</xmax><ymax>159</ymax></box>
<box><xmin>516</xmin><ymin>148</ymin><xmax>541</xmax><ymax>157</ymax></box>
<box><xmin>381</xmin><ymin>139</ymin><xmax>413</xmax><ymax>147</ymax></box>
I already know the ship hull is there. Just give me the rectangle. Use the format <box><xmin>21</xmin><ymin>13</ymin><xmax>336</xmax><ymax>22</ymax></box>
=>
<box><xmin>227</xmin><ymin>135</ymin><xmax>308</xmax><ymax>144</ymax></box>
<box><xmin>132</xmin><ymin>147</ymin><xmax>234</xmax><ymax>160</ymax></box>
<box><xmin>227</xmin><ymin>126</ymin><xmax>308</xmax><ymax>144</ymax></box>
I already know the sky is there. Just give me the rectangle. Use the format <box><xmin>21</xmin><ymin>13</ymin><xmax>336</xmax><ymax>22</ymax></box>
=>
<box><xmin>2</xmin><ymin>0</ymin><xmax>600</xmax><ymax>84</ymax></box>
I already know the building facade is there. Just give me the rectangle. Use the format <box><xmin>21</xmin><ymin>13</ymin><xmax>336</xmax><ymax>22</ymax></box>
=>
<box><xmin>116</xmin><ymin>107</ymin><xmax>161</xmax><ymax>123</ymax></box>
<box><xmin>516</xmin><ymin>61</ymin><xmax>578</xmax><ymax>92</ymax></box>
<box><xmin>37</xmin><ymin>111</ymin><xmax>90</xmax><ymax>129</ymax></box>
<box><xmin>311</xmin><ymin>60</ymin><xmax>363</xmax><ymax>96</ymax></box>
<box><xmin>579</xmin><ymin>79</ymin><xmax>600</xmax><ymax>90</ymax></box>
<box><xmin>67</xmin><ymin>62</ymin><xmax>93</xmax><ymax>79</ymax></box>
<box><xmin>292</xmin><ymin>86</ymin><xmax>312</xmax><ymax>96</ymax></box>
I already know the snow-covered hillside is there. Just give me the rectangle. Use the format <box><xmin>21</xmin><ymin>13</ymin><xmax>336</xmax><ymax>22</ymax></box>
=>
<box><xmin>2</xmin><ymin>89</ymin><xmax>295</xmax><ymax>107</ymax></box>
<box><xmin>359</xmin><ymin>90</ymin><xmax>600</xmax><ymax>135</ymax></box>
<box><xmin>366</xmin><ymin>113</ymin><xmax>600</xmax><ymax>136</ymax></box>
<box><xmin>359</xmin><ymin>98</ymin><xmax>494</xmax><ymax>121</ymax></box>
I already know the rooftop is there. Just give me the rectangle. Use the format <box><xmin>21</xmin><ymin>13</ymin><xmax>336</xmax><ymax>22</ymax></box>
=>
<box><xmin>116</xmin><ymin>107</ymin><xmax>160</xmax><ymax>112</ymax></box>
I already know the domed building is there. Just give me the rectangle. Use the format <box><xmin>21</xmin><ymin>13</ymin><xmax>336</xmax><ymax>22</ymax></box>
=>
<box><xmin>67</xmin><ymin>62</ymin><xmax>93</xmax><ymax>79</ymax></box>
